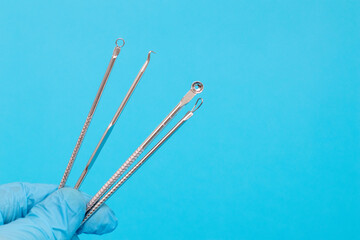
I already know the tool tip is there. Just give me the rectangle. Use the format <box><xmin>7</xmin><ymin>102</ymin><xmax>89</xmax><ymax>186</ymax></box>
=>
<box><xmin>191</xmin><ymin>81</ymin><xmax>204</xmax><ymax>94</ymax></box>
<box><xmin>191</xmin><ymin>98</ymin><xmax>204</xmax><ymax>113</ymax></box>
<box><xmin>147</xmin><ymin>51</ymin><xmax>156</xmax><ymax>61</ymax></box>
<box><xmin>115</xmin><ymin>38</ymin><xmax>125</xmax><ymax>48</ymax></box>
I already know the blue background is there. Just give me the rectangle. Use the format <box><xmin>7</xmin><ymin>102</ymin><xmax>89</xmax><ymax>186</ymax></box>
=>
<box><xmin>0</xmin><ymin>1</ymin><xmax>359</xmax><ymax>239</ymax></box>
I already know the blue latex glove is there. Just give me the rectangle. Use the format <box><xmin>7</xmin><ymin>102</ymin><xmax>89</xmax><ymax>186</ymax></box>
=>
<box><xmin>0</xmin><ymin>182</ymin><xmax>118</xmax><ymax>240</ymax></box>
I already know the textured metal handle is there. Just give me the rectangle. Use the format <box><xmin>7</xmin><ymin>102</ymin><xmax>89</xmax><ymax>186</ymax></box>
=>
<box><xmin>83</xmin><ymin>180</ymin><xmax>116</xmax><ymax>223</ymax></box>
<box><xmin>86</xmin><ymin>146</ymin><xmax>144</xmax><ymax>210</ymax></box>
<box><xmin>59</xmin><ymin>114</ymin><xmax>92</xmax><ymax>188</ymax></box>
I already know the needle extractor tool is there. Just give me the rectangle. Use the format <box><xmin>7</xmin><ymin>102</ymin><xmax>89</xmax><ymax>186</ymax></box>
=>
<box><xmin>59</xmin><ymin>38</ymin><xmax>125</xmax><ymax>189</ymax></box>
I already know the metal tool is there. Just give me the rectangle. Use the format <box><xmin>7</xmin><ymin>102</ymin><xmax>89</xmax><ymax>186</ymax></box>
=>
<box><xmin>59</xmin><ymin>38</ymin><xmax>125</xmax><ymax>189</ymax></box>
<box><xmin>74</xmin><ymin>51</ymin><xmax>156</xmax><ymax>189</ymax></box>
<box><xmin>82</xmin><ymin>98</ymin><xmax>203</xmax><ymax>223</ymax></box>
<box><xmin>86</xmin><ymin>81</ymin><xmax>204</xmax><ymax>210</ymax></box>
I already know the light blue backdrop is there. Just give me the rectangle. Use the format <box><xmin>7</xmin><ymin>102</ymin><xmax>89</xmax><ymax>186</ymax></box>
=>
<box><xmin>0</xmin><ymin>1</ymin><xmax>359</xmax><ymax>239</ymax></box>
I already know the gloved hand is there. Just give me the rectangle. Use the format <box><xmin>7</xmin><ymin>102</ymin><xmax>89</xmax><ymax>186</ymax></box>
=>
<box><xmin>0</xmin><ymin>182</ymin><xmax>118</xmax><ymax>240</ymax></box>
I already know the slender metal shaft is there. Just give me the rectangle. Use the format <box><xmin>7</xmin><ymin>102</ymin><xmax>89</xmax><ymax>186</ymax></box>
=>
<box><xmin>82</xmin><ymin>99</ymin><xmax>203</xmax><ymax>223</ymax></box>
<box><xmin>86</xmin><ymin>81</ymin><xmax>204</xmax><ymax>210</ymax></box>
<box><xmin>59</xmin><ymin>40</ymin><xmax>123</xmax><ymax>189</ymax></box>
<box><xmin>74</xmin><ymin>51</ymin><xmax>156</xmax><ymax>189</ymax></box>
